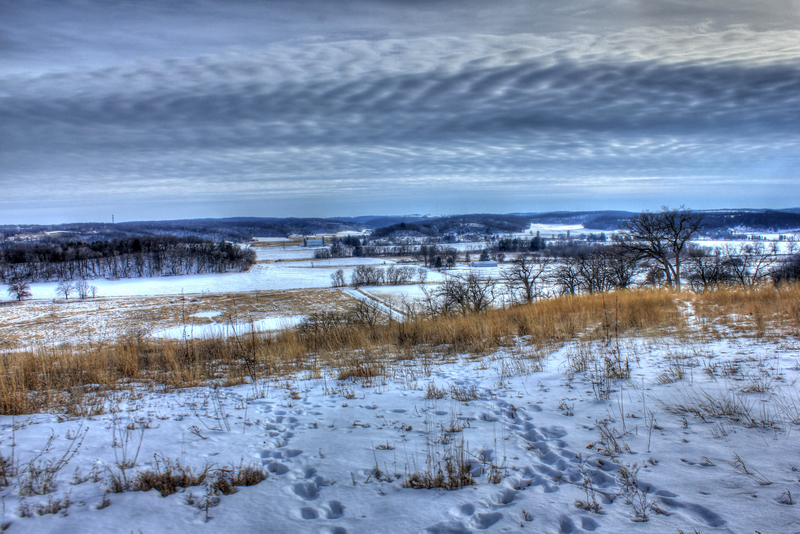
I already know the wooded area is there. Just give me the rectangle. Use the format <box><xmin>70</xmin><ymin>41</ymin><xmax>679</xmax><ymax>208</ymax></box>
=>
<box><xmin>0</xmin><ymin>236</ymin><xmax>256</xmax><ymax>282</ymax></box>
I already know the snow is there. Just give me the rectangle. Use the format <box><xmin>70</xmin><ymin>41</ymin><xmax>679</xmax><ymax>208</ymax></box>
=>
<box><xmin>0</xmin><ymin>264</ymin><xmax>361</xmax><ymax>301</ymax></box>
<box><xmin>254</xmin><ymin>246</ymin><xmax>316</xmax><ymax>261</ymax></box>
<box><xmin>289</xmin><ymin>258</ymin><xmax>390</xmax><ymax>268</ymax></box>
<box><xmin>153</xmin><ymin>316</ymin><xmax>307</xmax><ymax>339</ymax></box>
<box><xmin>191</xmin><ymin>311</ymin><xmax>222</xmax><ymax>319</ymax></box>
<box><xmin>2</xmin><ymin>335</ymin><xmax>799</xmax><ymax>533</ymax></box>
<box><xmin>334</xmin><ymin>231</ymin><xmax>369</xmax><ymax>237</ymax></box>
<box><xmin>361</xmin><ymin>285</ymin><xmax>434</xmax><ymax>301</ymax></box>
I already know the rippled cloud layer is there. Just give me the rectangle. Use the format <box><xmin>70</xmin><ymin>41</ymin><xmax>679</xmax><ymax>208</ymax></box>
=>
<box><xmin>2</xmin><ymin>1</ymin><xmax>799</xmax><ymax>222</ymax></box>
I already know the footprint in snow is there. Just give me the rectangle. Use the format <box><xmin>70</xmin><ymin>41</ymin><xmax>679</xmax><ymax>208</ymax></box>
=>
<box><xmin>266</xmin><ymin>461</ymin><xmax>290</xmax><ymax>475</ymax></box>
<box><xmin>558</xmin><ymin>514</ymin><xmax>576</xmax><ymax>534</ymax></box>
<box><xmin>458</xmin><ymin>503</ymin><xmax>475</xmax><ymax>516</ymax></box>
<box><xmin>487</xmin><ymin>487</ymin><xmax>516</xmax><ymax>507</ymax></box>
<box><xmin>292</xmin><ymin>480</ymin><xmax>320</xmax><ymax>500</ymax></box>
<box><xmin>580</xmin><ymin>516</ymin><xmax>599</xmax><ymax>531</ymax></box>
<box><xmin>422</xmin><ymin>520</ymin><xmax>472</xmax><ymax>534</ymax></box>
<box><xmin>539</xmin><ymin>425</ymin><xmax>568</xmax><ymax>439</ymax></box>
<box><xmin>300</xmin><ymin>507</ymin><xmax>318</xmax><ymax>520</ymax></box>
<box><xmin>658</xmin><ymin>497</ymin><xmax>726</xmax><ymax>527</ymax></box>
<box><xmin>325</xmin><ymin>500</ymin><xmax>345</xmax><ymax>519</ymax></box>
<box><xmin>470</xmin><ymin>512</ymin><xmax>502</xmax><ymax>530</ymax></box>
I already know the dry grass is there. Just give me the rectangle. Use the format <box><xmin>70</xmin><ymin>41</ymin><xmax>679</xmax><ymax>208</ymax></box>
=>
<box><xmin>2</xmin><ymin>286</ymin><xmax>797</xmax><ymax>415</ymax></box>
<box><xmin>403</xmin><ymin>435</ymin><xmax>475</xmax><ymax>491</ymax></box>
<box><xmin>691</xmin><ymin>284</ymin><xmax>800</xmax><ymax>337</ymax></box>
<box><xmin>0</xmin><ymin>289</ymin><xmax>356</xmax><ymax>349</ymax></box>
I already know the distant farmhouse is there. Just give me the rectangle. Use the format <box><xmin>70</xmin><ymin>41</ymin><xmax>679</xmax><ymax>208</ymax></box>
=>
<box><xmin>303</xmin><ymin>236</ymin><xmax>325</xmax><ymax>247</ymax></box>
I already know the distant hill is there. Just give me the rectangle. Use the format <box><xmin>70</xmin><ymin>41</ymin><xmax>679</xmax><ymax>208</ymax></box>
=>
<box><xmin>336</xmin><ymin>215</ymin><xmax>440</xmax><ymax>229</ymax></box>
<box><xmin>0</xmin><ymin>217</ymin><xmax>365</xmax><ymax>243</ymax></box>
<box><xmin>3</xmin><ymin>209</ymin><xmax>799</xmax><ymax>244</ymax></box>
<box><xmin>695</xmin><ymin>210</ymin><xmax>800</xmax><ymax>231</ymax></box>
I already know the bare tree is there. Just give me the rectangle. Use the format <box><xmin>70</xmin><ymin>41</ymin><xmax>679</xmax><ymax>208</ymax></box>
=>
<box><xmin>90</xmin><ymin>285</ymin><xmax>99</xmax><ymax>298</ymax></box>
<box><xmin>56</xmin><ymin>281</ymin><xmax>76</xmax><ymax>300</ymax></box>
<box><xmin>350</xmin><ymin>299</ymin><xmax>384</xmax><ymax>327</ymax></box>
<box><xmin>684</xmin><ymin>247</ymin><xmax>734</xmax><ymax>292</ymax></box>
<box><xmin>330</xmin><ymin>269</ymin><xmax>346</xmax><ymax>288</ymax></box>
<box><xmin>7</xmin><ymin>280</ymin><xmax>32</xmax><ymax>301</ymax></box>
<box><xmin>615</xmin><ymin>206</ymin><xmax>703</xmax><ymax>292</ymax></box>
<box><xmin>438</xmin><ymin>272</ymin><xmax>499</xmax><ymax>315</ymax></box>
<box><xmin>574</xmin><ymin>250</ymin><xmax>610</xmax><ymax>293</ymax></box>
<box><xmin>350</xmin><ymin>265</ymin><xmax>385</xmax><ymax>287</ymax></box>
<box><xmin>722</xmin><ymin>243</ymin><xmax>778</xmax><ymax>289</ymax></box>
<box><xmin>771</xmin><ymin>253</ymin><xmax>800</xmax><ymax>285</ymax></box>
<box><xmin>502</xmin><ymin>255</ymin><xmax>551</xmax><ymax>303</ymax></box>
<box><xmin>553</xmin><ymin>256</ymin><xmax>582</xmax><ymax>296</ymax></box>
<box><xmin>602</xmin><ymin>245</ymin><xmax>643</xmax><ymax>289</ymax></box>
<box><xmin>76</xmin><ymin>280</ymin><xmax>91</xmax><ymax>299</ymax></box>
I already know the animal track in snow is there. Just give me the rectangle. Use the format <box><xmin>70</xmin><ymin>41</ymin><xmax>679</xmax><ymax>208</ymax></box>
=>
<box><xmin>471</xmin><ymin>511</ymin><xmax>502</xmax><ymax>530</ymax></box>
<box><xmin>325</xmin><ymin>500</ymin><xmax>345</xmax><ymax>519</ymax></box>
<box><xmin>292</xmin><ymin>480</ymin><xmax>321</xmax><ymax>500</ymax></box>
<box><xmin>300</xmin><ymin>507</ymin><xmax>318</xmax><ymax>519</ymax></box>
<box><xmin>266</xmin><ymin>460</ymin><xmax>290</xmax><ymax>474</ymax></box>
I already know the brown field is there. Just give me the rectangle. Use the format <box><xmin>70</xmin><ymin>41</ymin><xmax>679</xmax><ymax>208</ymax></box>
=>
<box><xmin>0</xmin><ymin>288</ymin><xmax>358</xmax><ymax>350</ymax></box>
<box><xmin>2</xmin><ymin>284</ymin><xmax>798</xmax><ymax>415</ymax></box>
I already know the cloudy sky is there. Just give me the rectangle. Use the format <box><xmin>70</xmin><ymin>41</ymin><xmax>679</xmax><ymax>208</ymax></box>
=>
<box><xmin>2</xmin><ymin>0</ymin><xmax>799</xmax><ymax>224</ymax></box>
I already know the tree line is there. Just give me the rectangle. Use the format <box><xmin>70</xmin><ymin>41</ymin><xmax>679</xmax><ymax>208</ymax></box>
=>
<box><xmin>0</xmin><ymin>235</ymin><xmax>256</xmax><ymax>283</ymax></box>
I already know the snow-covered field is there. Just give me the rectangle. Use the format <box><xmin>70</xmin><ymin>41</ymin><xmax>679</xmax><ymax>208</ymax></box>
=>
<box><xmin>0</xmin><ymin>263</ymin><xmax>401</xmax><ymax>302</ymax></box>
<box><xmin>0</xmin><ymin>265</ymin><xmax>333</xmax><ymax>301</ymax></box>
<box><xmin>0</xmin><ymin>243</ymin><xmax>456</xmax><ymax>303</ymax></box>
<box><xmin>2</xmin><ymin>335</ymin><xmax>798</xmax><ymax>533</ymax></box>
<box><xmin>254</xmin><ymin>245</ymin><xmax>317</xmax><ymax>261</ymax></box>
<box><xmin>152</xmin><ymin>315</ymin><xmax>307</xmax><ymax>339</ymax></box>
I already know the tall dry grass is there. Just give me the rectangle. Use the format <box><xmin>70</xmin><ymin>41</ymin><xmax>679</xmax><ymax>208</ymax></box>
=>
<box><xmin>1</xmin><ymin>286</ymin><xmax>795</xmax><ymax>415</ymax></box>
<box><xmin>691</xmin><ymin>284</ymin><xmax>800</xmax><ymax>336</ymax></box>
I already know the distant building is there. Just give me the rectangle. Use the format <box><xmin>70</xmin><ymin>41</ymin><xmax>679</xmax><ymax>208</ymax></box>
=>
<box><xmin>471</xmin><ymin>260</ymin><xmax>498</xmax><ymax>268</ymax></box>
<box><xmin>303</xmin><ymin>236</ymin><xmax>324</xmax><ymax>247</ymax></box>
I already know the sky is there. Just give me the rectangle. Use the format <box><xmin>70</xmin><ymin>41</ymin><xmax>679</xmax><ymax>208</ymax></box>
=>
<box><xmin>1</xmin><ymin>0</ymin><xmax>799</xmax><ymax>224</ymax></box>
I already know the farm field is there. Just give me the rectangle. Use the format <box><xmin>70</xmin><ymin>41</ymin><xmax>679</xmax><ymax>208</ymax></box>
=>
<box><xmin>0</xmin><ymin>289</ymin><xmax>358</xmax><ymax>349</ymax></box>
<box><xmin>0</xmin><ymin>242</ymin><xmax>451</xmax><ymax>348</ymax></box>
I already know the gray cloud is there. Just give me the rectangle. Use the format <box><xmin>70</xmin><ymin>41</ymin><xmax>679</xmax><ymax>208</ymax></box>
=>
<box><xmin>1</xmin><ymin>2</ymin><xmax>800</xmax><ymax>222</ymax></box>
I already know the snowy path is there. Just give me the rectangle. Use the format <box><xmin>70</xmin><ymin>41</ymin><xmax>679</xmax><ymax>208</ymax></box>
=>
<box><xmin>341</xmin><ymin>287</ymin><xmax>407</xmax><ymax>318</ymax></box>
